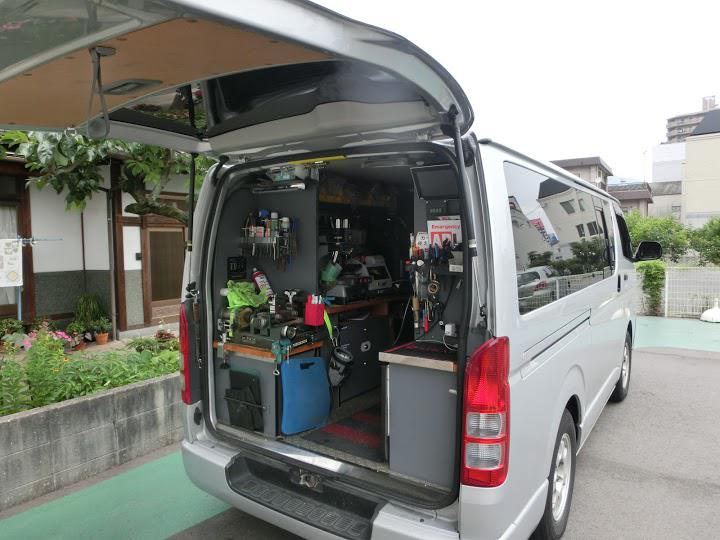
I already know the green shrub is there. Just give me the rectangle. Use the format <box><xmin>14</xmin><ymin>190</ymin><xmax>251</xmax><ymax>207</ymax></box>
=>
<box><xmin>625</xmin><ymin>213</ymin><xmax>690</xmax><ymax>262</ymax></box>
<box><xmin>127</xmin><ymin>336</ymin><xmax>179</xmax><ymax>354</ymax></box>
<box><xmin>0</xmin><ymin>318</ymin><xmax>23</xmax><ymax>336</ymax></box>
<box><xmin>636</xmin><ymin>260</ymin><xmax>666</xmax><ymax>316</ymax></box>
<box><xmin>0</xmin><ymin>328</ymin><xmax>180</xmax><ymax>417</ymax></box>
<box><xmin>24</xmin><ymin>331</ymin><xmax>67</xmax><ymax>407</ymax></box>
<box><xmin>0</xmin><ymin>357</ymin><xmax>31</xmax><ymax>415</ymax></box>
<box><xmin>74</xmin><ymin>293</ymin><xmax>106</xmax><ymax>325</ymax></box>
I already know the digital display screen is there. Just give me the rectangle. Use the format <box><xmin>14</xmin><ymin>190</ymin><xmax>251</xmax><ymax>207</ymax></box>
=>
<box><xmin>411</xmin><ymin>165</ymin><xmax>460</xmax><ymax>200</ymax></box>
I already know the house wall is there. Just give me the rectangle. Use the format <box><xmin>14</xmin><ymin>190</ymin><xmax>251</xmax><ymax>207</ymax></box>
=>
<box><xmin>29</xmin><ymin>169</ymin><xmax>112</xmax><ymax>319</ymax></box>
<box><xmin>648</xmin><ymin>193</ymin><xmax>682</xmax><ymax>220</ymax></box>
<box><xmin>123</xmin><ymin>225</ymin><xmax>145</xmax><ymax>328</ymax></box>
<box><xmin>684</xmin><ymin>133</ymin><xmax>720</xmax><ymax>228</ymax></box>
<box><xmin>618</xmin><ymin>199</ymin><xmax>649</xmax><ymax>217</ymax></box>
<box><xmin>25</xmin><ymin>165</ymin><xmax>188</xmax><ymax>326</ymax></box>
<box><xmin>651</xmin><ymin>142</ymin><xmax>685</xmax><ymax>182</ymax></box>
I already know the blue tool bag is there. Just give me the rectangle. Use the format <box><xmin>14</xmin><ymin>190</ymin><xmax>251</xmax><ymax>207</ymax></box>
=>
<box><xmin>280</xmin><ymin>357</ymin><xmax>331</xmax><ymax>435</ymax></box>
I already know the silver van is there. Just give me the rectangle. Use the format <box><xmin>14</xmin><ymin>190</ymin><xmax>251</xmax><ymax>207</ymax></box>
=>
<box><xmin>0</xmin><ymin>1</ymin><xmax>661</xmax><ymax>538</ymax></box>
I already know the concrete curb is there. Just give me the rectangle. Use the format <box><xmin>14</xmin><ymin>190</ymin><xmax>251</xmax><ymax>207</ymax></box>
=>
<box><xmin>0</xmin><ymin>373</ymin><xmax>183</xmax><ymax>512</ymax></box>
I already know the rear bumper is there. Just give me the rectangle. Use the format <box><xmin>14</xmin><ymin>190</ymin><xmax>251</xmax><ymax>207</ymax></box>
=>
<box><xmin>181</xmin><ymin>437</ymin><xmax>459</xmax><ymax>540</ymax></box>
<box><xmin>181</xmin><ymin>438</ymin><xmax>344</xmax><ymax>539</ymax></box>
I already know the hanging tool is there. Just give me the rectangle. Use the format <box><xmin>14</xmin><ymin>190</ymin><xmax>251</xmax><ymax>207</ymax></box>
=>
<box><xmin>218</xmin><ymin>329</ymin><xmax>230</xmax><ymax>369</ymax></box>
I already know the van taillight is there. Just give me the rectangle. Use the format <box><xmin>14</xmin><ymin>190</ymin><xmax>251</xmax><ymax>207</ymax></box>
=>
<box><xmin>534</xmin><ymin>281</ymin><xmax>547</xmax><ymax>290</ymax></box>
<box><xmin>179</xmin><ymin>303</ymin><xmax>192</xmax><ymax>405</ymax></box>
<box><xmin>462</xmin><ymin>337</ymin><xmax>510</xmax><ymax>487</ymax></box>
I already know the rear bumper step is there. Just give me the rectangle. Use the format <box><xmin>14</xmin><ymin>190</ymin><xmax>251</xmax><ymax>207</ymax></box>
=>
<box><xmin>226</xmin><ymin>449</ymin><xmax>383</xmax><ymax>539</ymax></box>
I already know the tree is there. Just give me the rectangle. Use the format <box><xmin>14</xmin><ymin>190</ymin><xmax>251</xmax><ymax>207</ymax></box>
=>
<box><xmin>690</xmin><ymin>217</ymin><xmax>720</xmax><ymax>266</ymax></box>
<box><xmin>624</xmin><ymin>212</ymin><xmax>690</xmax><ymax>263</ymax></box>
<box><xmin>0</xmin><ymin>130</ymin><xmax>215</xmax><ymax>224</ymax></box>
<box><xmin>527</xmin><ymin>250</ymin><xmax>554</xmax><ymax>267</ymax></box>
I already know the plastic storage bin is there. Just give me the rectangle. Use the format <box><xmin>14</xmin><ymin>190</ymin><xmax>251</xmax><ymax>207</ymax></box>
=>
<box><xmin>280</xmin><ymin>357</ymin><xmax>330</xmax><ymax>435</ymax></box>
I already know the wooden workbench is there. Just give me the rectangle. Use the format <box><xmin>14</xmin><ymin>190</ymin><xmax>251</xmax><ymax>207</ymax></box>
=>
<box><xmin>379</xmin><ymin>350</ymin><xmax>457</xmax><ymax>373</ymax></box>
<box><xmin>213</xmin><ymin>340</ymin><xmax>324</xmax><ymax>362</ymax></box>
<box><xmin>325</xmin><ymin>295</ymin><xmax>406</xmax><ymax>316</ymax></box>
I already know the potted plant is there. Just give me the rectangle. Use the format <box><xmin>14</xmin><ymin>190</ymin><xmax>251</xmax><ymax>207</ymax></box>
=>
<box><xmin>66</xmin><ymin>320</ymin><xmax>87</xmax><ymax>351</ymax></box>
<box><xmin>92</xmin><ymin>317</ymin><xmax>112</xmax><ymax>345</ymax></box>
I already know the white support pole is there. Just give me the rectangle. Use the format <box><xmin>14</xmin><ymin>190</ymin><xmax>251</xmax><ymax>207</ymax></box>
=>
<box><xmin>664</xmin><ymin>269</ymin><xmax>669</xmax><ymax>318</ymax></box>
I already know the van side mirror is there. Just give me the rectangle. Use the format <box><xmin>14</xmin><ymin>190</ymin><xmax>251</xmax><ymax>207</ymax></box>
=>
<box><xmin>634</xmin><ymin>241</ymin><xmax>662</xmax><ymax>261</ymax></box>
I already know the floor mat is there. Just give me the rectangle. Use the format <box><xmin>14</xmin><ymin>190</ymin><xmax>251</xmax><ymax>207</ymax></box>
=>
<box><xmin>301</xmin><ymin>406</ymin><xmax>384</xmax><ymax>462</ymax></box>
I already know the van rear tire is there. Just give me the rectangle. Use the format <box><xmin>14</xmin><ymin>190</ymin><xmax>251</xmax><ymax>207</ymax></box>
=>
<box><xmin>531</xmin><ymin>409</ymin><xmax>576</xmax><ymax>540</ymax></box>
<box><xmin>609</xmin><ymin>332</ymin><xmax>632</xmax><ymax>403</ymax></box>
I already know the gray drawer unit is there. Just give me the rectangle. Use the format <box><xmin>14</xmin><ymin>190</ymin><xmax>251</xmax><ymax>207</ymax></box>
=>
<box><xmin>386</xmin><ymin>361</ymin><xmax>457</xmax><ymax>488</ymax></box>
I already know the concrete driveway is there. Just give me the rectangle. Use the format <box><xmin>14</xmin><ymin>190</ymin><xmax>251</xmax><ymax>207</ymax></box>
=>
<box><xmin>171</xmin><ymin>345</ymin><xmax>720</xmax><ymax>539</ymax></box>
<box><xmin>2</xmin><ymin>323</ymin><xmax>719</xmax><ymax>539</ymax></box>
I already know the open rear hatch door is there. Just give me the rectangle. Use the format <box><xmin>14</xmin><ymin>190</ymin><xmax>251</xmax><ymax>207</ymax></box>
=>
<box><xmin>0</xmin><ymin>0</ymin><xmax>473</xmax><ymax>155</ymax></box>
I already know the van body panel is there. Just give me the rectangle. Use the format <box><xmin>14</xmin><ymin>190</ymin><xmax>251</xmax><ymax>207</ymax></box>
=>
<box><xmin>461</xmin><ymin>141</ymin><xmax>633</xmax><ymax>538</ymax></box>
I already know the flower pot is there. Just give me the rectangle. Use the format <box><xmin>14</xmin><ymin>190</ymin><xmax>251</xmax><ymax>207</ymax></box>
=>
<box><xmin>73</xmin><ymin>341</ymin><xmax>87</xmax><ymax>351</ymax></box>
<box><xmin>95</xmin><ymin>332</ymin><xmax>109</xmax><ymax>345</ymax></box>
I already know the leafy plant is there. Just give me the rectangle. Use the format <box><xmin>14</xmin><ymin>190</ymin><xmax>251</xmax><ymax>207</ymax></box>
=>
<box><xmin>24</xmin><ymin>330</ymin><xmax>67</xmax><ymax>407</ymax></box>
<box><xmin>127</xmin><ymin>335</ymin><xmax>179</xmax><ymax>354</ymax></box>
<box><xmin>0</xmin><ymin>357</ymin><xmax>31</xmax><ymax>416</ymax></box>
<box><xmin>0</xmin><ymin>130</ymin><xmax>215</xmax><ymax>224</ymax></box>
<box><xmin>74</xmin><ymin>294</ymin><xmax>106</xmax><ymax>325</ymax></box>
<box><xmin>0</xmin><ymin>318</ymin><xmax>23</xmax><ymax>336</ymax></box>
<box><xmin>690</xmin><ymin>217</ymin><xmax>720</xmax><ymax>266</ymax></box>
<box><xmin>625</xmin><ymin>212</ymin><xmax>690</xmax><ymax>263</ymax></box>
<box><xmin>3</xmin><ymin>332</ymin><xmax>28</xmax><ymax>350</ymax></box>
<box><xmin>30</xmin><ymin>317</ymin><xmax>57</xmax><ymax>332</ymax></box>
<box><xmin>635</xmin><ymin>260</ymin><xmax>666</xmax><ymax>316</ymax></box>
<box><xmin>0</xmin><ymin>331</ymin><xmax>180</xmax><ymax>417</ymax></box>
<box><xmin>91</xmin><ymin>317</ymin><xmax>112</xmax><ymax>334</ymax></box>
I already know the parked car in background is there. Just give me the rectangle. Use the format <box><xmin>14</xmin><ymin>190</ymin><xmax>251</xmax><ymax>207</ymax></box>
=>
<box><xmin>517</xmin><ymin>266</ymin><xmax>571</xmax><ymax>313</ymax></box>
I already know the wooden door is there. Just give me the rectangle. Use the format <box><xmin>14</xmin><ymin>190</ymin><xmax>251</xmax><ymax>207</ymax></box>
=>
<box><xmin>142</xmin><ymin>226</ymin><xmax>185</xmax><ymax>325</ymax></box>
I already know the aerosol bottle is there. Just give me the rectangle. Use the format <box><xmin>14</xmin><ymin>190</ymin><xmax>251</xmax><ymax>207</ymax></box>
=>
<box><xmin>251</xmin><ymin>268</ymin><xmax>275</xmax><ymax>300</ymax></box>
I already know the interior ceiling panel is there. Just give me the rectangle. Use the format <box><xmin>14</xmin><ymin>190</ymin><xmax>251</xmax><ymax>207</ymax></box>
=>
<box><xmin>0</xmin><ymin>18</ymin><xmax>330</xmax><ymax>128</ymax></box>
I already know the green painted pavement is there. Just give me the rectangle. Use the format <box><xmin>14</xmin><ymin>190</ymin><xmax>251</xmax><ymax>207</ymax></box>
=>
<box><xmin>635</xmin><ymin>316</ymin><xmax>720</xmax><ymax>352</ymax></box>
<box><xmin>0</xmin><ymin>451</ymin><xmax>229</xmax><ymax>540</ymax></box>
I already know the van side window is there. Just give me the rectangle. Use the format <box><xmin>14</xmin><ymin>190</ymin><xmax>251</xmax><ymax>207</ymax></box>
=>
<box><xmin>615</xmin><ymin>212</ymin><xmax>634</xmax><ymax>260</ymax></box>
<box><xmin>504</xmin><ymin>162</ymin><xmax>609</xmax><ymax>314</ymax></box>
<box><xmin>600</xmin><ymin>201</ymin><xmax>616</xmax><ymax>272</ymax></box>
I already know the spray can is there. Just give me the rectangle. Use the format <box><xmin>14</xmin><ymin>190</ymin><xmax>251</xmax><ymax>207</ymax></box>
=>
<box><xmin>251</xmin><ymin>268</ymin><xmax>275</xmax><ymax>299</ymax></box>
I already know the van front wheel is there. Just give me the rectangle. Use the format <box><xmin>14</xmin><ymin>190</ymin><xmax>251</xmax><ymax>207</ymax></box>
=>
<box><xmin>532</xmin><ymin>409</ymin><xmax>576</xmax><ymax>540</ymax></box>
<box><xmin>609</xmin><ymin>332</ymin><xmax>632</xmax><ymax>403</ymax></box>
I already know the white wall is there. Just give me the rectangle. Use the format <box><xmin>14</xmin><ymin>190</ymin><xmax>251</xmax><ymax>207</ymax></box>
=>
<box><xmin>123</xmin><ymin>226</ymin><xmax>142</xmax><ymax>271</ymax></box>
<box><xmin>83</xmin><ymin>192</ymin><xmax>110</xmax><ymax>271</ymax></box>
<box><xmin>651</xmin><ymin>142</ymin><xmax>685</xmax><ymax>182</ymax></box>
<box><xmin>30</xmin><ymin>188</ymin><xmax>84</xmax><ymax>273</ymax></box>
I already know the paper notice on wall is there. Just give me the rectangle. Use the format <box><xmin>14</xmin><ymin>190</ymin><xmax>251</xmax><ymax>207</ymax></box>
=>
<box><xmin>427</xmin><ymin>218</ymin><xmax>462</xmax><ymax>246</ymax></box>
<box><xmin>0</xmin><ymin>239</ymin><xmax>22</xmax><ymax>287</ymax></box>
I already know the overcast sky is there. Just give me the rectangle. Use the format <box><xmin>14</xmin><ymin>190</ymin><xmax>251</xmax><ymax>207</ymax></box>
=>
<box><xmin>316</xmin><ymin>0</ymin><xmax>720</xmax><ymax>180</ymax></box>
